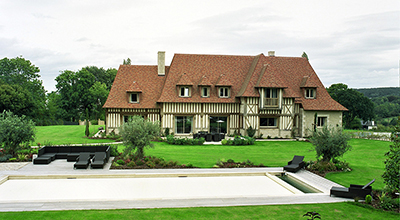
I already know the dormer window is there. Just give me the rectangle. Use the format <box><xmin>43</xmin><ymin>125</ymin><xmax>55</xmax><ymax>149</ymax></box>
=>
<box><xmin>201</xmin><ymin>87</ymin><xmax>210</xmax><ymax>98</ymax></box>
<box><xmin>305</xmin><ymin>88</ymin><xmax>316</xmax><ymax>99</ymax></box>
<box><xmin>180</xmin><ymin>86</ymin><xmax>190</xmax><ymax>97</ymax></box>
<box><xmin>130</xmin><ymin>93</ymin><xmax>139</xmax><ymax>103</ymax></box>
<box><xmin>219</xmin><ymin>87</ymin><xmax>229</xmax><ymax>98</ymax></box>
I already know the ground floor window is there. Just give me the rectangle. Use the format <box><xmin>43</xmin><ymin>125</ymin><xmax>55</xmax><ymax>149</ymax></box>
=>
<box><xmin>317</xmin><ymin>116</ymin><xmax>327</xmax><ymax>127</ymax></box>
<box><xmin>175</xmin><ymin>116</ymin><xmax>193</xmax><ymax>134</ymax></box>
<box><xmin>260</xmin><ymin>117</ymin><xmax>277</xmax><ymax>127</ymax></box>
<box><xmin>209</xmin><ymin>116</ymin><xmax>227</xmax><ymax>133</ymax></box>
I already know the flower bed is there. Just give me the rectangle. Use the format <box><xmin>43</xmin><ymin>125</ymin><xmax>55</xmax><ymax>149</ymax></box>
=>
<box><xmin>110</xmin><ymin>154</ymin><xmax>198</xmax><ymax>169</ymax></box>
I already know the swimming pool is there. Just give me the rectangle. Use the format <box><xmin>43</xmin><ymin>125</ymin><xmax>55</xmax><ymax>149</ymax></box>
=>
<box><xmin>0</xmin><ymin>172</ymin><xmax>323</xmax><ymax>203</ymax></box>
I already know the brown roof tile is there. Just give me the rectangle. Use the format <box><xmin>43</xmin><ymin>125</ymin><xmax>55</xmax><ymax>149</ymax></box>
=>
<box><xmin>103</xmin><ymin>65</ymin><xmax>167</xmax><ymax>109</ymax></box>
<box><xmin>126</xmin><ymin>81</ymin><xmax>142</xmax><ymax>92</ymax></box>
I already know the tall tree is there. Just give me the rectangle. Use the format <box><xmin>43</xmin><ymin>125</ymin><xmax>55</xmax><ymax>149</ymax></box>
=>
<box><xmin>301</xmin><ymin>52</ymin><xmax>309</xmax><ymax>60</ymax></box>
<box><xmin>327</xmin><ymin>83</ymin><xmax>375</xmax><ymax>128</ymax></box>
<box><xmin>0</xmin><ymin>57</ymin><xmax>46</xmax><ymax>119</ymax></box>
<box><xmin>89</xmin><ymin>82</ymin><xmax>109</xmax><ymax>120</ymax></box>
<box><xmin>0</xmin><ymin>84</ymin><xmax>35</xmax><ymax>118</ymax></box>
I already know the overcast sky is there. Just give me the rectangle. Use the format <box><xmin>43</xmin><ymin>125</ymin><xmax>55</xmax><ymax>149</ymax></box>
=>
<box><xmin>0</xmin><ymin>0</ymin><xmax>399</xmax><ymax>92</ymax></box>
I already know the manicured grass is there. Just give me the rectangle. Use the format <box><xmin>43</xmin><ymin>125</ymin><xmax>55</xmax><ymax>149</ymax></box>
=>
<box><xmin>325</xmin><ymin>139</ymin><xmax>390</xmax><ymax>189</ymax></box>
<box><xmin>145</xmin><ymin>139</ymin><xmax>390</xmax><ymax>189</ymax></box>
<box><xmin>33</xmin><ymin>125</ymin><xmax>116</xmax><ymax>146</ymax></box>
<box><xmin>146</xmin><ymin>140</ymin><xmax>316</xmax><ymax>168</ymax></box>
<box><xmin>0</xmin><ymin>202</ymin><xmax>398</xmax><ymax>219</ymax></box>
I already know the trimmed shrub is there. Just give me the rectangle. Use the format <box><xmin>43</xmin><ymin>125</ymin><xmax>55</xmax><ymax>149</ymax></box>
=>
<box><xmin>246</xmin><ymin>126</ymin><xmax>256</xmax><ymax>138</ymax></box>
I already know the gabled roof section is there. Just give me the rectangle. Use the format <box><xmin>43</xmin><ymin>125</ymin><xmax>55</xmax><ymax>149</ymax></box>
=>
<box><xmin>198</xmin><ymin>75</ymin><xmax>212</xmax><ymax>86</ymax></box>
<box><xmin>103</xmin><ymin>65</ymin><xmax>168</xmax><ymax>109</ymax></box>
<box><xmin>255</xmin><ymin>64</ymin><xmax>288</xmax><ymax>88</ymax></box>
<box><xmin>215</xmin><ymin>74</ymin><xmax>232</xmax><ymax>86</ymax></box>
<box><xmin>176</xmin><ymin>73</ymin><xmax>194</xmax><ymax>86</ymax></box>
<box><xmin>300</xmin><ymin>76</ymin><xmax>319</xmax><ymax>88</ymax></box>
<box><xmin>126</xmin><ymin>81</ymin><xmax>142</xmax><ymax>92</ymax></box>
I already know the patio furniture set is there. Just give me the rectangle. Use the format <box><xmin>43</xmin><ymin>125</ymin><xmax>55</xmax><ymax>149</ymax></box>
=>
<box><xmin>33</xmin><ymin>145</ymin><xmax>110</xmax><ymax>169</ymax></box>
<box><xmin>193</xmin><ymin>131</ymin><xmax>225</xmax><ymax>142</ymax></box>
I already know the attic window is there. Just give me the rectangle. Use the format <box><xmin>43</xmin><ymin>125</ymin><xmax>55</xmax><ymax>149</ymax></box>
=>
<box><xmin>305</xmin><ymin>89</ymin><xmax>316</xmax><ymax>99</ymax></box>
<box><xmin>130</xmin><ymin>93</ymin><xmax>139</xmax><ymax>103</ymax></box>
<box><xmin>201</xmin><ymin>87</ymin><xmax>209</xmax><ymax>98</ymax></box>
<box><xmin>219</xmin><ymin>87</ymin><xmax>229</xmax><ymax>98</ymax></box>
<box><xmin>180</xmin><ymin>86</ymin><xmax>190</xmax><ymax>97</ymax></box>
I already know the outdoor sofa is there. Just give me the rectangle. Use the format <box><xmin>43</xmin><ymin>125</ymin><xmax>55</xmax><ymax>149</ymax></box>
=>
<box><xmin>91</xmin><ymin>152</ymin><xmax>108</xmax><ymax>169</ymax></box>
<box><xmin>283</xmin><ymin>155</ymin><xmax>305</xmax><ymax>172</ymax></box>
<box><xmin>330</xmin><ymin>179</ymin><xmax>375</xmax><ymax>199</ymax></box>
<box><xmin>74</xmin><ymin>152</ymin><xmax>92</xmax><ymax>169</ymax></box>
<box><xmin>33</xmin><ymin>145</ymin><xmax>110</xmax><ymax>165</ymax></box>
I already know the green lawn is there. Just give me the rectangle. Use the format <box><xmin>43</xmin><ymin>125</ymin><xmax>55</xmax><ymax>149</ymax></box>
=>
<box><xmin>32</xmin><ymin>125</ymin><xmax>116</xmax><ymax>145</ymax></box>
<box><xmin>0</xmin><ymin>202</ymin><xmax>398</xmax><ymax>219</ymax></box>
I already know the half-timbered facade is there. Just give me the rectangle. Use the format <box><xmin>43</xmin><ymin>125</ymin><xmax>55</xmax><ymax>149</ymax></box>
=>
<box><xmin>103</xmin><ymin>51</ymin><xmax>347</xmax><ymax>137</ymax></box>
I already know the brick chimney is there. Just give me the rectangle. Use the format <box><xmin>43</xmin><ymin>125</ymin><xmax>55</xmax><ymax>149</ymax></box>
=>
<box><xmin>158</xmin><ymin>51</ymin><xmax>165</xmax><ymax>76</ymax></box>
<box><xmin>268</xmin><ymin>51</ymin><xmax>275</xmax><ymax>57</ymax></box>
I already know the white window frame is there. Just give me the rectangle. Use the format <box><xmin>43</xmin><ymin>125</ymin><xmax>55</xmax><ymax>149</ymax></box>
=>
<box><xmin>219</xmin><ymin>87</ymin><xmax>230</xmax><ymax>98</ymax></box>
<box><xmin>179</xmin><ymin>86</ymin><xmax>190</xmax><ymax>97</ymax></box>
<box><xmin>305</xmin><ymin>88</ymin><xmax>316</xmax><ymax>99</ymax></box>
<box><xmin>201</xmin><ymin>87</ymin><xmax>210</xmax><ymax>98</ymax></box>
<box><xmin>130</xmin><ymin>93</ymin><xmax>139</xmax><ymax>103</ymax></box>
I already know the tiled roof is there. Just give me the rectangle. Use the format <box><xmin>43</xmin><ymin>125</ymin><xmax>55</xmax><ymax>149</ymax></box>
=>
<box><xmin>103</xmin><ymin>65</ymin><xmax>167</xmax><ymax>109</ymax></box>
<box><xmin>126</xmin><ymin>81</ymin><xmax>142</xmax><ymax>92</ymax></box>
<box><xmin>104</xmin><ymin>53</ymin><xmax>347</xmax><ymax>111</ymax></box>
<box><xmin>176</xmin><ymin>73</ymin><xmax>194</xmax><ymax>86</ymax></box>
<box><xmin>198</xmin><ymin>75</ymin><xmax>213</xmax><ymax>86</ymax></box>
<box><xmin>157</xmin><ymin>54</ymin><xmax>254</xmax><ymax>103</ymax></box>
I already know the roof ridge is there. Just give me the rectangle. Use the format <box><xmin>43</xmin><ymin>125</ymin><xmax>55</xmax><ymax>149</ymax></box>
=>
<box><xmin>237</xmin><ymin>54</ymin><xmax>262</xmax><ymax>96</ymax></box>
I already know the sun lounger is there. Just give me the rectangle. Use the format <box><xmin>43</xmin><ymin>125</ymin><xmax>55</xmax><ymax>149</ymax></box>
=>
<box><xmin>330</xmin><ymin>179</ymin><xmax>375</xmax><ymax>199</ymax></box>
<box><xmin>74</xmin><ymin>152</ymin><xmax>91</xmax><ymax>169</ymax></box>
<box><xmin>91</xmin><ymin>152</ymin><xmax>107</xmax><ymax>169</ymax></box>
<box><xmin>283</xmin><ymin>155</ymin><xmax>305</xmax><ymax>172</ymax></box>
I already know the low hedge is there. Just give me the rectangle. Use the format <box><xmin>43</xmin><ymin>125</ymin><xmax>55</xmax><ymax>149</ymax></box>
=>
<box><xmin>166</xmin><ymin>135</ymin><xmax>205</xmax><ymax>145</ymax></box>
<box><xmin>221</xmin><ymin>136</ymin><xmax>255</xmax><ymax>145</ymax></box>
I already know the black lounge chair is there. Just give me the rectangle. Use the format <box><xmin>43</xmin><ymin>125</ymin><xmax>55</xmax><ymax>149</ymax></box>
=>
<box><xmin>330</xmin><ymin>179</ymin><xmax>375</xmax><ymax>199</ymax></box>
<box><xmin>283</xmin><ymin>155</ymin><xmax>305</xmax><ymax>172</ymax></box>
<box><xmin>74</xmin><ymin>152</ymin><xmax>91</xmax><ymax>169</ymax></box>
<box><xmin>91</xmin><ymin>152</ymin><xmax>107</xmax><ymax>169</ymax></box>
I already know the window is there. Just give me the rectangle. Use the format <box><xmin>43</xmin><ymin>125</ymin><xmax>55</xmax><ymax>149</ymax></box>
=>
<box><xmin>317</xmin><ymin>116</ymin><xmax>327</xmax><ymax>127</ymax></box>
<box><xmin>201</xmin><ymin>87</ymin><xmax>209</xmax><ymax>98</ymax></box>
<box><xmin>264</xmin><ymin>88</ymin><xmax>278</xmax><ymax>107</ymax></box>
<box><xmin>175</xmin><ymin>116</ymin><xmax>193</xmax><ymax>134</ymax></box>
<box><xmin>180</xmin><ymin>87</ymin><xmax>190</xmax><ymax>97</ymax></box>
<box><xmin>130</xmin><ymin>93</ymin><xmax>139</xmax><ymax>103</ymax></box>
<box><xmin>219</xmin><ymin>87</ymin><xmax>229</xmax><ymax>98</ymax></box>
<box><xmin>305</xmin><ymin>89</ymin><xmax>316</xmax><ymax>99</ymax></box>
<box><xmin>260</xmin><ymin>117</ymin><xmax>277</xmax><ymax>127</ymax></box>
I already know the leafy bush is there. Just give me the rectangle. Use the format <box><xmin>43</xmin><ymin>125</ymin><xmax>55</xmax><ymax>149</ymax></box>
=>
<box><xmin>0</xmin><ymin>154</ymin><xmax>12</xmax><ymax>162</ymax></box>
<box><xmin>214</xmin><ymin>158</ymin><xmax>266</xmax><ymax>168</ymax></box>
<box><xmin>221</xmin><ymin>136</ymin><xmax>255</xmax><ymax>146</ymax></box>
<box><xmin>0</xmin><ymin>111</ymin><xmax>36</xmax><ymax>156</ymax></box>
<box><xmin>116</xmin><ymin>159</ymin><xmax>125</xmax><ymax>165</ymax></box>
<box><xmin>165</xmin><ymin>135</ymin><xmax>205</xmax><ymax>145</ymax></box>
<box><xmin>164</xmin><ymin>127</ymin><xmax>170</xmax><ymax>137</ymax></box>
<box><xmin>365</xmin><ymin>195</ymin><xmax>372</xmax><ymax>204</ymax></box>
<box><xmin>306</xmin><ymin>160</ymin><xmax>351</xmax><ymax>175</ymax></box>
<box><xmin>382</xmin><ymin>116</ymin><xmax>400</xmax><ymax>193</ymax></box>
<box><xmin>309</xmin><ymin>126</ymin><xmax>351</xmax><ymax>162</ymax></box>
<box><xmin>109</xmin><ymin>145</ymin><xmax>119</xmax><ymax>157</ymax></box>
<box><xmin>246</xmin><ymin>126</ymin><xmax>256</xmax><ymax>138</ymax></box>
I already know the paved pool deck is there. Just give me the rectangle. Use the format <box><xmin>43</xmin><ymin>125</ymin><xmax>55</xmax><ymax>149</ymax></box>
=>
<box><xmin>0</xmin><ymin>160</ymin><xmax>351</xmax><ymax>212</ymax></box>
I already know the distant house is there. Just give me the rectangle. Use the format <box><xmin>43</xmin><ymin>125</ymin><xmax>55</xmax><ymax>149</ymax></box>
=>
<box><xmin>103</xmin><ymin>51</ymin><xmax>347</xmax><ymax>137</ymax></box>
<box><xmin>361</xmin><ymin>120</ymin><xmax>377</xmax><ymax>130</ymax></box>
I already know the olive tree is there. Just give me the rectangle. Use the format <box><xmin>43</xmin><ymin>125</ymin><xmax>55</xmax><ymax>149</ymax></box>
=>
<box><xmin>119</xmin><ymin>116</ymin><xmax>160</xmax><ymax>158</ymax></box>
<box><xmin>382</xmin><ymin>116</ymin><xmax>400</xmax><ymax>193</ymax></box>
<box><xmin>309</xmin><ymin>126</ymin><xmax>351</xmax><ymax>162</ymax></box>
<box><xmin>0</xmin><ymin>110</ymin><xmax>36</xmax><ymax>156</ymax></box>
